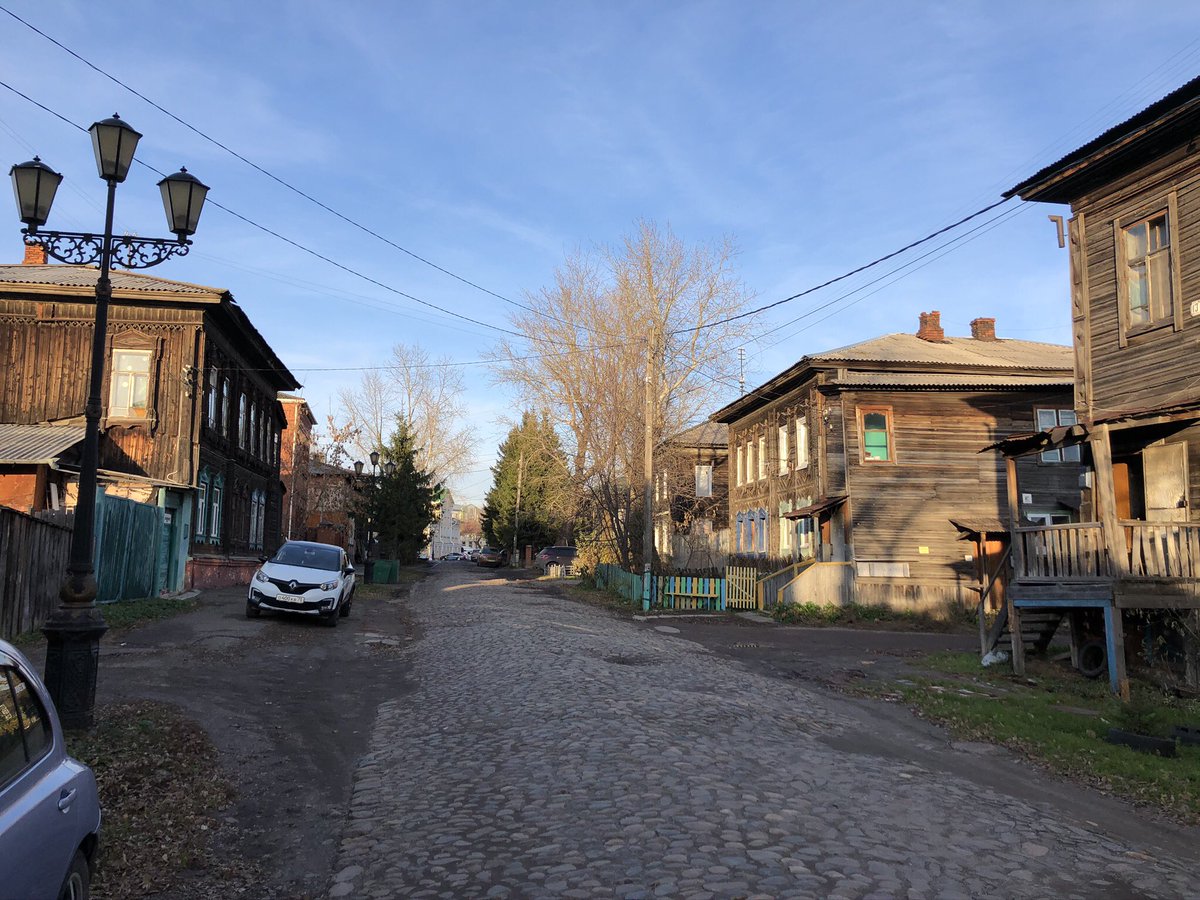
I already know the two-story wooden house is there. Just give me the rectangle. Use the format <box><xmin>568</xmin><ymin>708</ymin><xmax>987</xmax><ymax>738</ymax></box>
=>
<box><xmin>711</xmin><ymin>312</ymin><xmax>1080</xmax><ymax>614</ymax></box>
<box><xmin>993</xmin><ymin>76</ymin><xmax>1200</xmax><ymax>693</ymax></box>
<box><xmin>0</xmin><ymin>252</ymin><xmax>299</xmax><ymax>590</ymax></box>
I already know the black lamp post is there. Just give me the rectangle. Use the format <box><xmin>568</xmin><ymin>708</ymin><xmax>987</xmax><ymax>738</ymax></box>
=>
<box><xmin>355</xmin><ymin>454</ymin><xmax>382</xmax><ymax>583</ymax></box>
<box><xmin>10</xmin><ymin>114</ymin><xmax>209</xmax><ymax>729</ymax></box>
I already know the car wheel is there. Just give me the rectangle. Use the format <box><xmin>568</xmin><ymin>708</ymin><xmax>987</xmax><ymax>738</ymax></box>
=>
<box><xmin>323</xmin><ymin>610</ymin><xmax>339</xmax><ymax>627</ymax></box>
<box><xmin>339</xmin><ymin>597</ymin><xmax>351</xmax><ymax>618</ymax></box>
<box><xmin>245</xmin><ymin>601</ymin><xmax>261</xmax><ymax>618</ymax></box>
<box><xmin>59</xmin><ymin>849</ymin><xmax>90</xmax><ymax>900</ymax></box>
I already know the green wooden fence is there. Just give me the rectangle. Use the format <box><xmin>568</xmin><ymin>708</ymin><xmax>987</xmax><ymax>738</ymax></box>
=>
<box><xmin>95</xmin><ymin>492</ymin><xmax>164</xmax><ymax>603</ymax></box>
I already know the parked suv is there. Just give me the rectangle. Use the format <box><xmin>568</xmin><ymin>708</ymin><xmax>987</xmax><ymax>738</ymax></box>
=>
<box><xmin>534</xmin><ymin>546</ymin><xmax>578</xmax><ymax>574</ymax></box>
<box><xmin>0</xmin><ymin>639</ymin><xmax>102</xmax><ymax>900</ymax></box>
<box><xmin>247</xmin><ymin>540</ymin><xmax>355</xmax><ymax>626</ymax></box>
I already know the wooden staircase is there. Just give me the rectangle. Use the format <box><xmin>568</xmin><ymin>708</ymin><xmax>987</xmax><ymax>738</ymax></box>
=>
<box><xmin>981</xmin><ymin>604</ymin><xmax>1065</xmax><ymax>659</ymax></box>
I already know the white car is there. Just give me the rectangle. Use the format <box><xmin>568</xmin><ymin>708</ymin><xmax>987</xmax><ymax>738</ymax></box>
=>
<box><xmin>247</xmin><ymin>540</ymin><xmax>355</xmax><ymax>627</ymax></box>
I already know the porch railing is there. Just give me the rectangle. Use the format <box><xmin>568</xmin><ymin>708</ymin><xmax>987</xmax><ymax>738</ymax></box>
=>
<box><xmin>1015</xmin><ymin>520</ymin><xmax>1200</xmax><ymax>581</ymax></box>
<box><xmin>1124</xmin><ymin>521</ymin><xmax>1200</xmax><ymax>578</ymax></box>
<box><xmin>1016</xmin><ymin>522</ymin><xmax>1109</xmax><ymax>580</ymax></box>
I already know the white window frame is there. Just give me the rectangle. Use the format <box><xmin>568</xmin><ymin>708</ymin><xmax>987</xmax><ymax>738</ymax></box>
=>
<box><xmin>746</xmin><ymin>441</ymin><xmax>755</xmax><ymax>483</ymax></box>
<box><xmin>695</xmin><ymin>464</ymin><xmax>713</xmax><ymax>499</ymax></box>
<box><xmin>796</xmin><ymin>416</ymin><xmax>809</xmax><ymax>469</ymax></box>
<box><xmin>108</xmin><ymin>348</ymin><xmax>152</xmax><ymax>419</ymax></box>
<box><xmin>757</xmin><ymin>436</ymin><xmax>766</xmax><ymax>481</ymax></box>
<box><xmin>1035</xmin><ymin>408</ymin><xmax>1081</xmax><ymax>463</ymax></box>
<box><xmin>206</xmin><ymin>368</ymin><xmax>217</xmax><ymax>428</ymax></box>
<box><xmin>210</xmin><ymin>485</ymin><xmax>223</xmax><ymax>542</ymax></box>
<box><xmin>736</xmin><ymin>445</ymin><xmax>744</xmax><ymax>486</ymax></box>
<box><xmin>195</xmin><ymin>477</ymin><xmax>208</xmax><ymax>541</ymax></box>
<box><xmin>778</xmin><ymin>425</ymin><xmax>789</xmax><ymax>475</ymax></box>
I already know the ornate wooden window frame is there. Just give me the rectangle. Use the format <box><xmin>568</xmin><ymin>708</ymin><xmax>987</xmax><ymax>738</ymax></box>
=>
<box><xmin>103</xmin><ymin>329</ymin><xmax>162</xmax><ymax>431</ymax></box>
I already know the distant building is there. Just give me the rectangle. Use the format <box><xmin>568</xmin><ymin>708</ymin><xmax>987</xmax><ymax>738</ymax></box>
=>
<box><xmin>278</xmin><ymin>394</ymin><xmax>315</xmax><ymax>541</ymax></box>
<box><xmin>457</xmin><ymin>502</ymin><xmax>483</xmax><ymax>550</ymax></box>
<box><xmin>304</xmin><ymin>459</ymin><xmax>357</xmax><ymax>554</ymax></box>
<box><xmin>428</xmin><ymin>489</ymin><xmax>460</xmax><ymax>558</ymax></box>
<box><xmin>654</xmin><ymin>421</ymin><xmax>729</xmax><ymax>569</ymax></box>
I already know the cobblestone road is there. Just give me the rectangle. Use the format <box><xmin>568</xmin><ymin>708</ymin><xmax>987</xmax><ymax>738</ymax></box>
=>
<box><xmin>328</xmin><ymin>567</ymin><xmax>1196</xmax><ymax>899</ymax></box>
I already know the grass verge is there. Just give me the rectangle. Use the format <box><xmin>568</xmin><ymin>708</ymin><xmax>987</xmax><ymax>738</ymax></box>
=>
<box><xmin>67</xmin><ymin>701</ymin><xmax>239</xmax><ymax>897</ymax></box>
<box><xmin>892</xmin><ymin>652</ymin><xmax>1200</xmax><ymax>822</ymax></box>
<box><xmin>773</xmin><ymin>601</ymin><xmax>973</xmax><ymax>633</ymax></box>
<box><xmin>9</xmin><ymin>595</ymin><xmax>199</xmax><ymax>647</ymax></box>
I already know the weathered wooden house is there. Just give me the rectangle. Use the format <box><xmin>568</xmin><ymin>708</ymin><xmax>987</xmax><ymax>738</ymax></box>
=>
<box><xmin>710</xmin><ymin>312</ymin><xmax>1080</xmax><ymax>614</ymax></box>
<box><xmin>992</xmin><ymin>76</ymin><xmax>1200</xmax><ymax>693</ymax></box>
<box><xmin>0</xmin><ymin>253</ymin><xmax>299</xmax><ymax>590</ymax></box>
<box><xmin>653</xmin><ymin>421</ymin><xmax>730</xmax><ymax>569</ymax></box>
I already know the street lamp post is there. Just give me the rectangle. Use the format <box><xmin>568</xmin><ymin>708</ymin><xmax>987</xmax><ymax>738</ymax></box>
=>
<box><xmin>355</xmin><ymin>452</ymin><xmax>383</xmax><ymax>582</ymax></box>
<box><xmin>10</xmin><ymin>114</ymin><xmax>209</xmax><ymax>729</ymax></box>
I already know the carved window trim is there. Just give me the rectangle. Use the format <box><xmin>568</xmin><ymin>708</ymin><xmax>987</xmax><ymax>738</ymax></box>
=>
<box><xmin>1114</xmin><ymin>192</ymin><xmax>1184</xmax><ymax>348</ymax></box>
<box><xmin>104</xmin><ymin>330</ymin><xmax>162</xmax><ymax>431</ymax></box>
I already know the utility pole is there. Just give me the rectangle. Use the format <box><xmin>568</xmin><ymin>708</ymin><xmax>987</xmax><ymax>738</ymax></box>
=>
<box><xmin>642</xmin><ymin>330</ymin><xmax>655</xmax><ymax>611</ymax></box>
<box><xmin>512</xmin><ymin>448</ymin><xmax>524</xmax><ymax>567</ymax></box>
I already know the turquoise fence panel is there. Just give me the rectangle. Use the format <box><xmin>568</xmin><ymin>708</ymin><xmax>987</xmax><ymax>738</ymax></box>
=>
<box><xmin>95</xmin><ymin>492</ymin><xmax>164</xmax><ymax>603</ymax></box>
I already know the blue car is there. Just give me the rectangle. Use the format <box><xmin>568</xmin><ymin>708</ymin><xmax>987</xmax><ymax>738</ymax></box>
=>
<box><xmin>0</xmin><ymin>639</ymin><xmax>102</xmax><ymax>899</ymax></box>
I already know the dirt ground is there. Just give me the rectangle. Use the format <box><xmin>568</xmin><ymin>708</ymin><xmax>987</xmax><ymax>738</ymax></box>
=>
<box><xmin>28</xmin><ymin>574</ymin><xmax>421</xmax><ymax>899</ymax></box>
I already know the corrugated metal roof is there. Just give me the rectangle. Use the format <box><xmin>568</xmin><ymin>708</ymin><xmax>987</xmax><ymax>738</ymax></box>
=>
<box><xmin>0</xmin><ymin>264</ymin><xmax>225</xmax><ymax>297</ymax></box>
<box><xmin>811</xmin><ymin>333</ymin><xmax>1072</xmax><ymax>370</ymax></box>
<box><xmin>833</xmin><ymin>372</ymin><xmax>1074</xmax><ymax>389</ymax></box>
<box><xmin>669</xmin><ymin>421</ymin><xmax>727</xmax><ymax>448</ymax></box>
<box><xmin>1007</xmin><ymin>74</ymin><xmax>1200</xmax><ymax>202</ymax></box>
<box><xmin>0</xmin><ymin>423</ymin><xmax>85</xmax><ymax>463</ymax></box>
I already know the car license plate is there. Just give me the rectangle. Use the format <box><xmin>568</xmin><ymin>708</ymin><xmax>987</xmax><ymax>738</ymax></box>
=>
<box><xmin>276</xmin><ymin>593</ymin><xmax>305</xmax><ymax>604</ymax></box>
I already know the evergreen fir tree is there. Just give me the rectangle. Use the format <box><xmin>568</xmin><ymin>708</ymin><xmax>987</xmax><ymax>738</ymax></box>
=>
<box><xmin>368</xmin><ymin>417</ymin><xmax>438</xmax><ymax>563</ymax></box>
<box><xmin>482</xmin><ymin>412</ymin><xmax>571</xmax><ymax>555</ymax></box>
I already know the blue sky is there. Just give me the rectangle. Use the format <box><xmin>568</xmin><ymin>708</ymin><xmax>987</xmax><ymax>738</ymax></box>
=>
<box><xmin>2</xmin><ymin>2</ymin><xmax>1199</xmax><ymax>504</ymax></box>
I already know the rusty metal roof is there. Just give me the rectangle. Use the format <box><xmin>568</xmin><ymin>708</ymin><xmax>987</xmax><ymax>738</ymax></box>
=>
<box><xmin>0</xmin><ymin>423</ymin><xmax>85</xmax><ymax>464</ymax></box>
<box><xmin>0</xmin><ymin>264</ymin><xmax>226</xmax><ymax>297</ymax></box>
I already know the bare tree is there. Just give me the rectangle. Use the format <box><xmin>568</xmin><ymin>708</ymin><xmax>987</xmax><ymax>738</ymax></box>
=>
<box><xmin>490</xmin><ymin>220</ymin><xmax>756</xmax><ymax>569</ymax></box>
<box><xmin>338</xmin><ymin>344</ymin><xmax>476</xmax><ymax>486</ymax></box>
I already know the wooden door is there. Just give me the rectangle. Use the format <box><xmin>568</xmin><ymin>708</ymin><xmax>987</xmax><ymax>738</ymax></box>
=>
<box><xmin>1144</xmin><ymin>443</ymin><xmax>1188</xmax><ymax>522</ymax></box>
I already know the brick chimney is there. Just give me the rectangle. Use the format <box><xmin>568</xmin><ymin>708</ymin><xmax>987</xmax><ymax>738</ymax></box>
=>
<box><xmin>970</xmin><ymin>317</ymin><xmax>997</xmax><ymax>341</ymax></box>
<box><xmin>916</xmin><ymin>310</ymin><xmax>945</xmax><ymax>342</ymax></box>
<box><xmin>22</xmin><ymin>242</ymin><xmax>46</xmax><ymax>265</ymax></box>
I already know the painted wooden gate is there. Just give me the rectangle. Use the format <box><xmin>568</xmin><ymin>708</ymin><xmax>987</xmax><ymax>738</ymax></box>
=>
<box><xmin>725</xmin><ymin>565</ymin><xmax>759</xmax><ymax>610</ymax></box>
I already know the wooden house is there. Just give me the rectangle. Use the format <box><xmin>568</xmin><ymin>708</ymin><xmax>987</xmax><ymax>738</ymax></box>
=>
<box><xmin>710</xmin><ymin>312</ymin><xmax>1080</xmax><ymax>614</ymax></box>
<box><xmin>653</xmin><ymin>421</ymin><xmax>730</xmax><ymax>569</ymax></box>
<box><xmin>993</xmin><ymin>76</ymin><xmax>1200</xmax><ymax>693</ymax></box>
<box><xmin>0</xmin><ymin>253</ymin><xmax>299</xmax><ymax>590</ymax></box>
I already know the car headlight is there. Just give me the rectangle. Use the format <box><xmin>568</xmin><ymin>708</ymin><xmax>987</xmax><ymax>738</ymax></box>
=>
<box><xmin>321</xmin><ymin>579</ymin><xmax>339</xmax><ymax>591</ymax></box>
<box><xmin>254</xmin><ymin>570</ymin><xmax>269</xmax><ymax>583</ymax></box>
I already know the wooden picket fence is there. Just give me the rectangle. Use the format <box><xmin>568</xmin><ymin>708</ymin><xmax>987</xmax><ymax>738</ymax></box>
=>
<box><xmin>595</xmin><ymin>562</ymin><xmax>808</xmax><ymax>612</ymax></box>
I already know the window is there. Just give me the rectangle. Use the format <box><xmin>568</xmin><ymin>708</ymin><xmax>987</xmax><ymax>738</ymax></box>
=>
<box><xmin>221</xmin><ymin>378</ymin><xmax>230</xmax><ymax>437</ymax></box>
<box><xmin>196</xmin><ymin>474</ymin><xmax>208</xmax><ymax>541</ymax></box>
<box><xmin>778</xmin><ymin>426</ymin><xmax>789</xmax><ymax>475</ymax></box>
<box><xmin>109</xmin><ymin>349</ymin><xmax>152</xmax><ymax>418</ymax></box>
<box><xmin>856</xmin><ymin>561</ymin><xmax>911</xmax><ymax>578</ymax></box>
<box><xmin>238</xmin><ymin>394</ymin><xmax>248</xmax><ymax>449</ymax></box>
<box><xmin>210</xmin><ymin>480</ymin><xmax>223</xmax><ymax>542</ymax></box>
<box><xmin>1036</xmin><ymin>408</ymin><xmax>1081</xmax><ymax>463</ymax></box>
<box><xmin>1122</xmin><ymin>211</ymin><xmax>1173</xmax><ymax>327</ymax></box>
<box><xmin>249</xmin><ymin>489</ymin><xmax>266</xmax><ymax>550</ymax></box>
<box><xmin>0</xmin><ymin>667</ymin><xmax>52</xmax><ymax>789</ymax></box>
<box><xmin>249</xmin><ymin>491</ymin><xmax>260</xmax><ymax>550</ymax></box>
<box><xmin>736</xmin><ymin>445</ymin><xmax>744</xmax><ymax>486</ymax></box>
<box><xmin>796</xmin><ymin>416</ymin><xmax>809</xmax><ymax>469</ymax></box>
<box><xmin>779</xmin><ymin>501</ymin><xmax>793</xmax><ymax>553</ymax></box>
<box><xmin>207</xmin><ymin>368</ymin><xmax>217</xmax><ymax>428</ymax></box>
<box><xmin>757</xmin><ymin>436</ymin><xmax>767</xmax><ymax>480</ymax></box>
<box><xmin>746</xmin><ymin>441</ymin><xmax>755</xmax><ymax>483</ymax></box>
<box><xmin>797</xmin><ymin>517</ymin><xmax>814</xmax><ymax>559</ymax></box>
<box><xmin>859</xmin><ymin>407</ymin><xmax>892</xmax><ymax>462</ymax></box>
<box><xmin>250</xmin><ymin>404</ymin><xmax>259</xmax><ymax>457</ymax></box>
<box><xmin>735</xmin><ymin>512</ymin><xmax>745</xmax><ymax>552</ymax></box>
<box><xmin>695</xmin><ymin>464</ymin><xmax>713</xmax><ymax>498</ymax></box>
<box><xmin>757</xmin><ymin>509</ymin><xmax>767</xmax><ymax>554</ymax></box>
